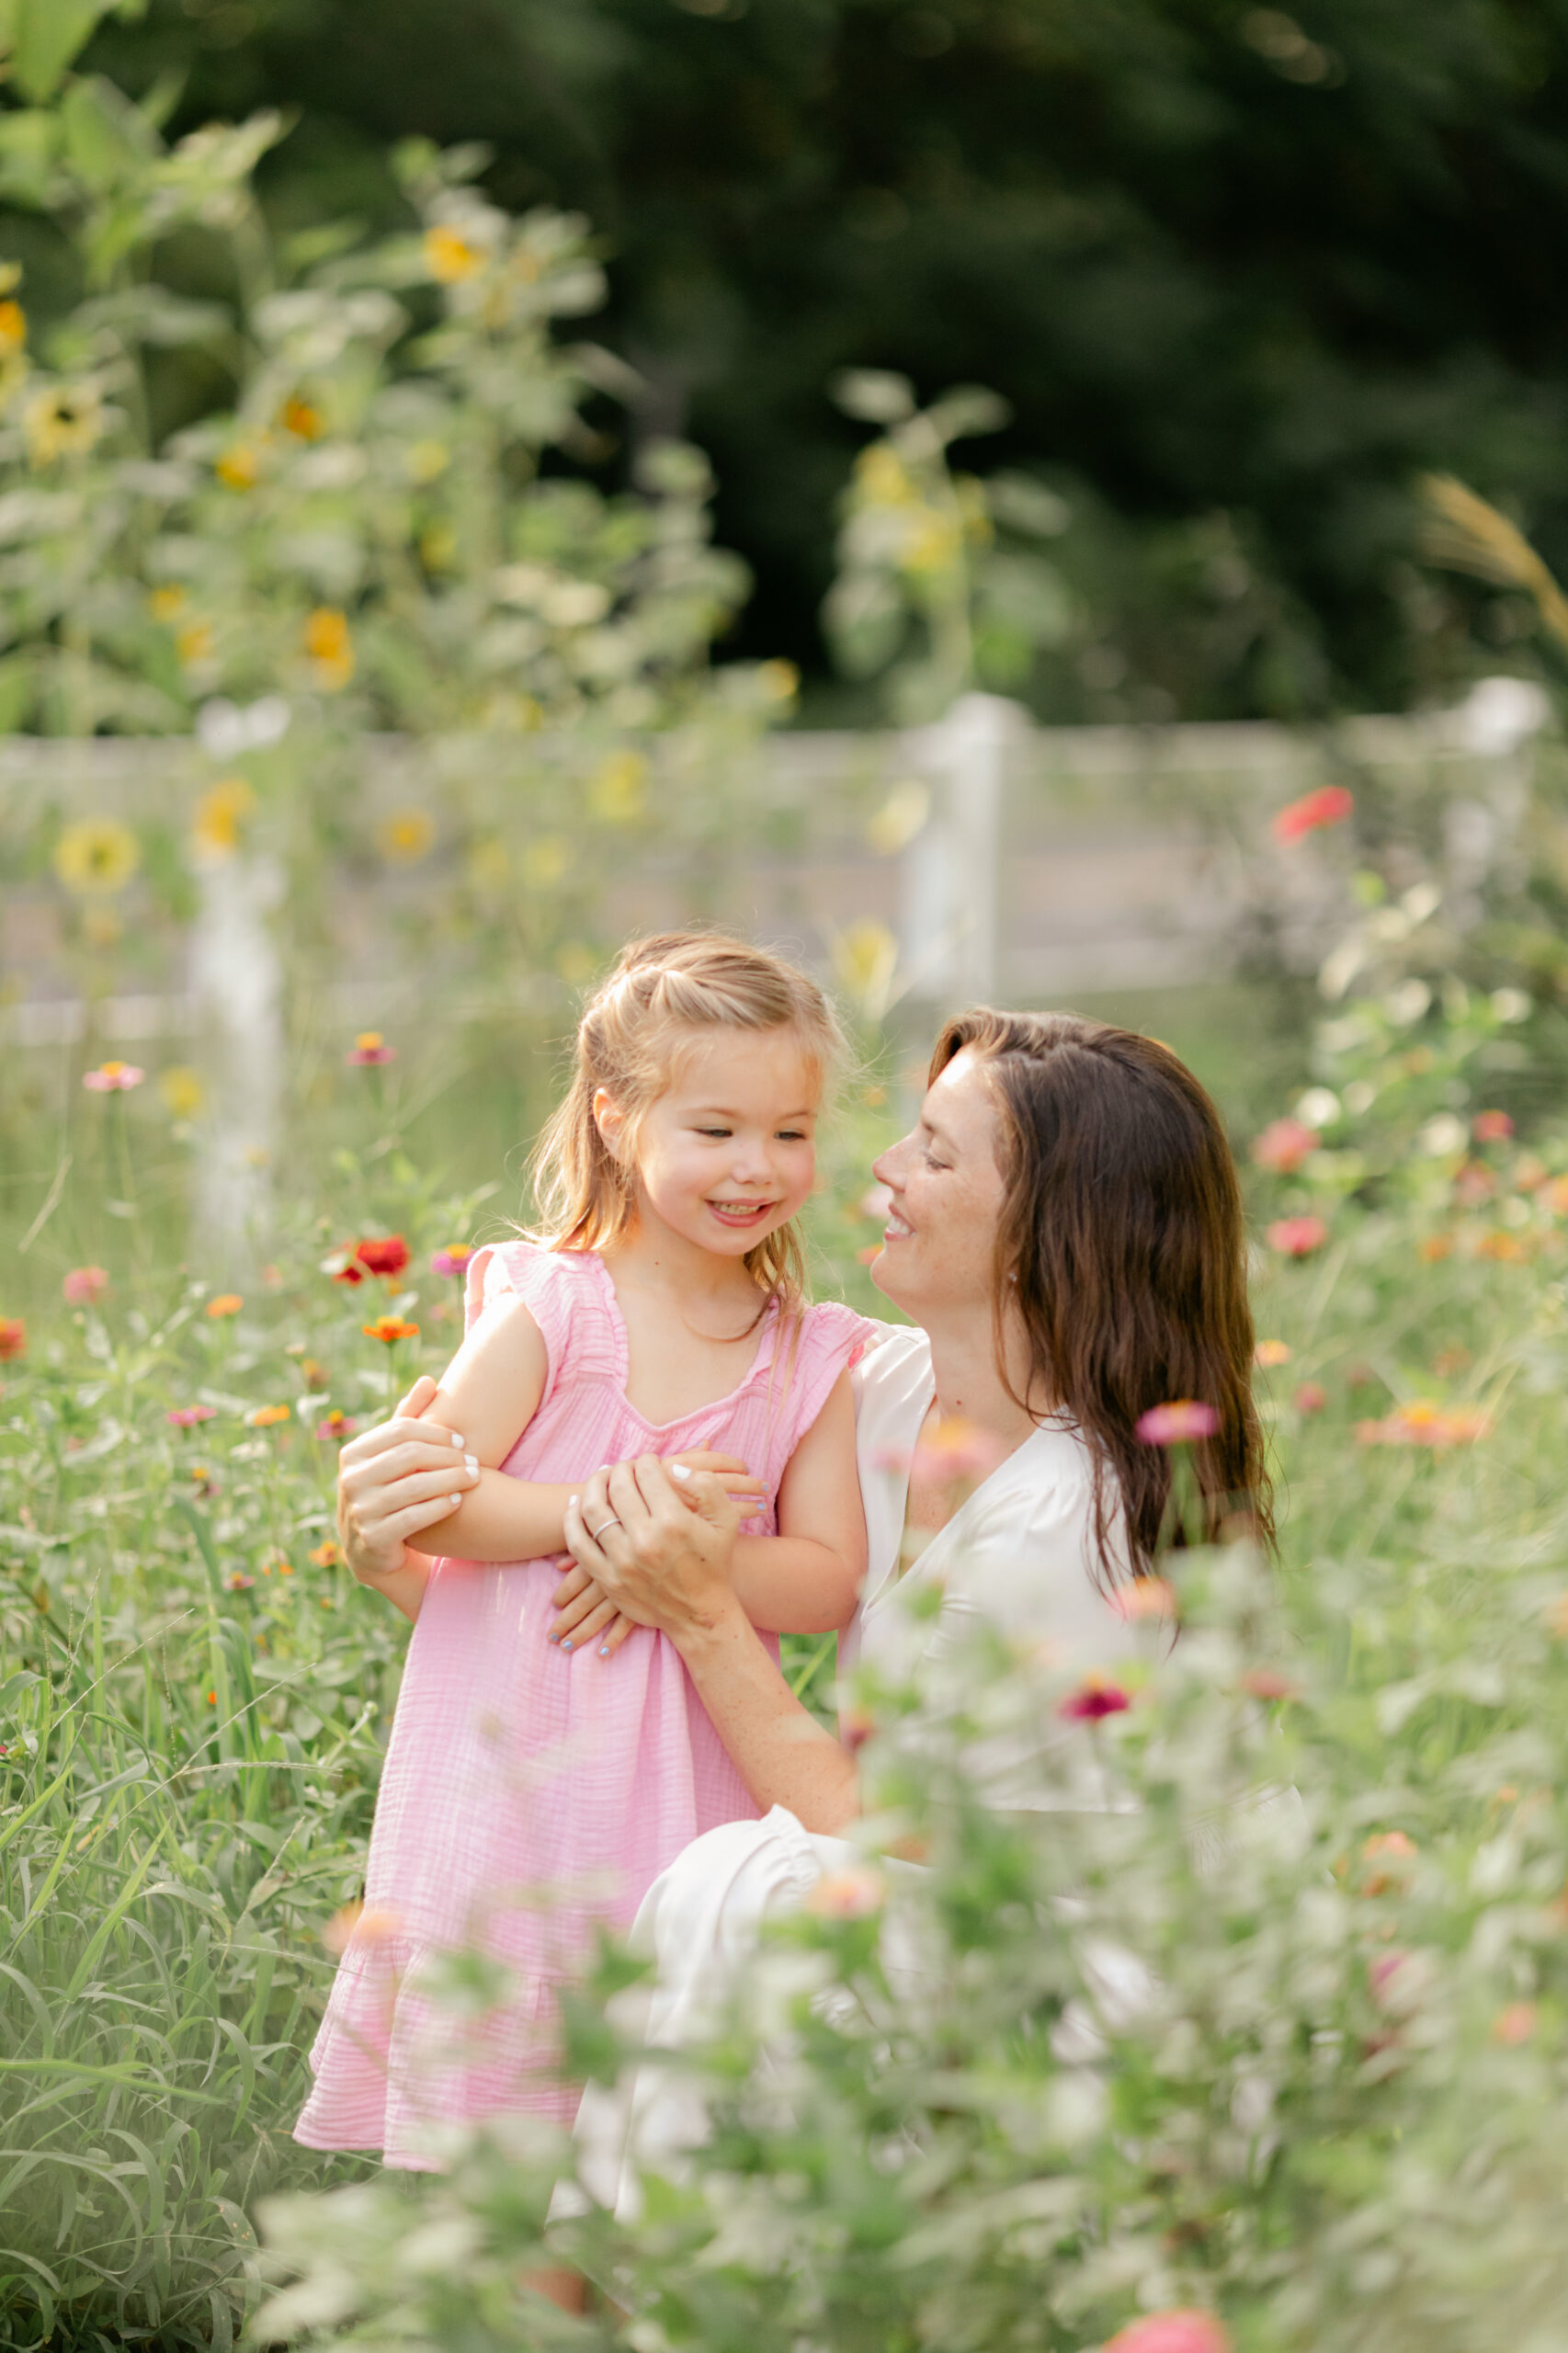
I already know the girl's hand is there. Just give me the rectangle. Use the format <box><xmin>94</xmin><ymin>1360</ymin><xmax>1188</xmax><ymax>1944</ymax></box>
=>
<box><xmin>545</xmin><ymin>1451</ymin><xmax>763</xmax><ymax>1652</ymax></box>
<box><xmin>337</xmin><ymin>1374</ymin><xmax>482</xmax><ymax>1586</ymax></box>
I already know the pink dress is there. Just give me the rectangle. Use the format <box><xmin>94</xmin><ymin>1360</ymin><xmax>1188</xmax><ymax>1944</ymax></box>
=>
<box><xmin>295</xmin><ymin>1240</ymin><xmax>869</xmax><ymax>2166</ymax></box>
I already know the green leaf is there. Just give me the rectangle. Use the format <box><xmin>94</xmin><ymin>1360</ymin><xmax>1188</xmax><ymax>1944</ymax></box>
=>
<box><xmin>12</xmin><ymin>0</ymin><xmax>114</xmax><ymax>104</ymax></box>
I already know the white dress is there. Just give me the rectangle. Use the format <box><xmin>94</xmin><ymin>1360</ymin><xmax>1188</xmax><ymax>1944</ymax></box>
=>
<box><xmin>570</xmin><ymin>1323</ymin><xmax>1146</xmax><ymax>2216</ymax></box>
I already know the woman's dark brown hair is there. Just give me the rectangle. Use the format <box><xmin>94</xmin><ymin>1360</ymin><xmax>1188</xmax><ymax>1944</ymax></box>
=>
<box><xmin>930</xmin><ymin>1008</ymin><xmax>1273</xmax><ymax>1585</ymax></box>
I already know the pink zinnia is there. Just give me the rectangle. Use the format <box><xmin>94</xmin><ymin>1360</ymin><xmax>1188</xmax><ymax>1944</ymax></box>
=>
<box><xmin>430</xmin><ymin>1245</ymin><xmax>474</xmax><ymax>1279</ymax></box>
<box><xmin>1472</xmin><ymin>1109</ymin><xmax>1514</xmax><ymax>1143</ymax></box>
<box><xmin>166</xmin><ymin>1404</ymin><xmax>217</xmax><ymax>1427</ymax></box>
<box><xmin>1103</xmin><ymin>2314</ymin><xmax>1231</xmax><ymax>2353</ymax></box>
<box><xmin>1272</xmin><ymin>784</ymin><xmax>1354</xmax><ymax>844</ymax></box>
<box><xmin>1136</xmin><ymin>1399</ymin><xmax>1220</xmax><ymax>1446</ymax></box>
<box><xmin>1059</xmin><ymin>1677</ymin><xmax>1132</xmax><ymax>1722</ymax></box>
<box><xmin>347</xmin><ymin>1031</ymin><xmax>395</xmax><ymax>1066</ymax></box>
<box><xmin>1267</xmin><ymin>1214</ymin><xmax>1328</xmax><ymax>1257</ymax></box>
<box><xmin>82</xmin><ymin>1060</ymin><xmax>145</xmax><ymax>1093</ymax></box>
<box><xmin>1251</xmin><ymin>1116</ymin><xmax>1314</xmax><ymax>1173</ymax></box>
<box><xmin>62</xmin><ymin>1266</ymin><xmax>109</xmax><ymax>1304</ymax></box>
<box><xmin>1293</xmin><ymin>1381</ymin><xmax>1329</xmax><ymax>1415</ymax></box>
<box><xmin>0</xmin><ymin>1317</ymin><xmax>24</xmax><ymax>1361</ymax></box>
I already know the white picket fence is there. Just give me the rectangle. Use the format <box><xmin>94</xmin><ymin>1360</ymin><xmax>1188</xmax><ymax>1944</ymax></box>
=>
<box><xmin>0</xmin><ymin>677</ymin><xmax>1549</xmax><ymax>1245</ymax></box>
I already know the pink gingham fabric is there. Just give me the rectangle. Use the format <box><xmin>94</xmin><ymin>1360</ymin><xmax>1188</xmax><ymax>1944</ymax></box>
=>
<box><xmin>295</xmin><ymin>1240</ymin><xmax>869</xmax><ymax>2165</ymax></box>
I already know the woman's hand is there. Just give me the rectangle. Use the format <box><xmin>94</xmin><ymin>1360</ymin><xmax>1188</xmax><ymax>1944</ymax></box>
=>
<box><xmin>558</xmin><ymin>1454</ymin><xmax>745</xmax><ymax>1656</ymax></box>
<box><xmin>548</xmin><ymin>1450</ymin><xmax>761</xmax><ymax>1656</ymax></box>
<box><xmin>337</xmin><ymin>1374</ymin><xmax>481</xmax><ymax>1589</ymax></box>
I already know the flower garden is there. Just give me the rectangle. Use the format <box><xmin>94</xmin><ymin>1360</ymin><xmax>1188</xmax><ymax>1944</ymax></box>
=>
<box><xmin>9</xmin><ymin>11</ymin><xmax>1568</xmax><ymax>2352</ymax></box>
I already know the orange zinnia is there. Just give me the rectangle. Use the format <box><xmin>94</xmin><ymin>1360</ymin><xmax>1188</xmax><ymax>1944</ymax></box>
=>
<box><xmin>363</xmin><ymin>1314</ymin><xmax>419</xmax><ymax>1345</ymax></box>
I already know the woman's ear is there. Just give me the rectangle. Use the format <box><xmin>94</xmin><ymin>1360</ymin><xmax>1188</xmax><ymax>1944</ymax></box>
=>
<box><xmin>593</xmin><ymin>1086</ymin><xmax>630</xmax><ymax>1165</ymax></box>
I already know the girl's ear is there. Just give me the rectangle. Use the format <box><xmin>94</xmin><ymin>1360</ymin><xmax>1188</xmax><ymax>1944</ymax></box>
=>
<box><xmin>593</xmin><ymin>1086</ymin><xmax>630</xmax><ymax>1165</ymax></box>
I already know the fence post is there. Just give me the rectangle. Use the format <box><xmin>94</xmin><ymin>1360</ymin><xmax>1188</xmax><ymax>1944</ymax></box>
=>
<box><xmin>900</xmin><ymin>692</ymin><xmax>1028</xmax><ymax>1013</ymax></box>
<box><xmin>188</xmin><ymin>847</ymin><xmax>286</xmax><ymax>1265</ymax></box>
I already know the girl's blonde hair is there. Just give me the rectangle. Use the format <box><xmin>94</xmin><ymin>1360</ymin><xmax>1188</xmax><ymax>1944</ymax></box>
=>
<box><xmin>527</xmin><ymin>930</ymin><xmax>845</xmax><ymax>1311</ymax></box>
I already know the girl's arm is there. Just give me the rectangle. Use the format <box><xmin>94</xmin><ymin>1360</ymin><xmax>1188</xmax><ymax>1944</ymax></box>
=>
<box><xmin>404</xmin><ymin>1297</ymin><xmax>577</xmax><ymax>1561</ymax></box>
<box><xmin>729</xmin><ymin>1370</ymin><xmax>866</xmax><ymax>1634</ymax></box>
<box><xmin>563</xmin><ymin>1461</ymin><xmax>861</xmax><ymax>1835</ymax></box>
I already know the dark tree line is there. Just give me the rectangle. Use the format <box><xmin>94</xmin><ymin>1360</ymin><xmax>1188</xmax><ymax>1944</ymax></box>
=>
<box><xmin>69</xmin><ymin>0</ymin><xmax>1568</xmax><ymax>716</ymax></box>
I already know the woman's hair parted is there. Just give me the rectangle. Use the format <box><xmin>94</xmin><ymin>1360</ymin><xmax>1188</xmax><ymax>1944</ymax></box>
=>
<box><xmin>527</xmin><ymin>930</ymin><xmax>845</xmax><ymax>1310</ymax></box>
<box><xmin>930</xmin><ymin>1008</ymin><xmax>1273</xmax><ymax>1584</ymax></box>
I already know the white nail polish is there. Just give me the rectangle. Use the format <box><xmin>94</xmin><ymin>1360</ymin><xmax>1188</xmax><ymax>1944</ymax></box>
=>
<box><xmin>449</xmin><ymin>1494</ymin><xmax>464</xmax><ymax>1509</ymax></box>
<box><xmin>465</xmin><ymin>1454</ymin><xmax>479</xmax><ymax>1477</ymax></box>
<box><xmin>450</xmin><ymin>1430</ymin><xmax>465</xmax><ymax>1448</ymax></box>
<box><xmin>669</xmin><ymin>1463</ymin><xmax>691</xmax><ymax>1482</ymax></box>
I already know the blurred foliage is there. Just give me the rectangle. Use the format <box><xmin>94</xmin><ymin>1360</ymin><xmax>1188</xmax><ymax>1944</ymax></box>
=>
<box><xmin>22</xmin><ymin>0</ymin><xmax>1568</xmax><ymax>722</ymax></box>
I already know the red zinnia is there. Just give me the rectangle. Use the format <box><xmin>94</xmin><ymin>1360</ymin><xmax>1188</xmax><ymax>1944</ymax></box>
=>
<box><xmin>1272</xmin><ymin>784</ymin><xmax>1353</xmax><ymax>844</ymax></box>
<box><xmin>0</xmin><ymin>1317</ymin><xmax>24</xmax><ymax>1361</ymax></box>
<box><xmin>1059</xmin><ymin>1677</ymin><xmax>1132</xmax><ymax>1722</ymax></box>
<box><xmin>355</xmin><ymin>1234</ymin><xmax>410</xmax><ymax>1279</ymax></box>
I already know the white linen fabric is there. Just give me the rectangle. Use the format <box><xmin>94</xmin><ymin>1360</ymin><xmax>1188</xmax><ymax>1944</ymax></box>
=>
<box><xmin>569</xmin><ymin>1321</ymin><xmax>1146</xmax><ymax>2218</ymax></box>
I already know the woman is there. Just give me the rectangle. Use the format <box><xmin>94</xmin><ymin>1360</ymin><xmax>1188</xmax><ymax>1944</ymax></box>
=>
<box><xmin>339</xmin><ymin>1014</ymin><xmax>1268</xmax><ymax>2075</ymax></box>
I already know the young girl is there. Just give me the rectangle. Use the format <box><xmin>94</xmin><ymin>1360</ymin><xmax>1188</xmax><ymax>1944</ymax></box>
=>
<box><xmin>295</xmin><ymin>933</ymin><xmax>871</xmax><ymax>2167</ymax></box>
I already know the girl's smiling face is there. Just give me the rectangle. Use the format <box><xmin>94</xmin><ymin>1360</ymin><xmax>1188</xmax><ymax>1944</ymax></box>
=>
<box><xmin>597</xmin><ymin>1026</ymin><xmax>821</xmax><ymax>1260</ymax></box>
<box><xmin>867</xmin><ymin>1047</ymin><xmax>1007</xmax><ymax>1314</ymax></box>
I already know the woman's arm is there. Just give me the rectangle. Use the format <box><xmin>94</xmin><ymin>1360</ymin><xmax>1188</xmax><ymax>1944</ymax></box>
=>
<box><xmin>729</xmin><ymin>1370</ymin><xmax>866</xmax><ymax>1634</ymax></box>
<box><xmin>336</xmin><ymin>1375</ymin><xmax>481</xmax><ymax>1622</ymax></box>
<box><xmin>402</xmin><ymin>1295</ymin><xmax>577</xmax><ymax>1560</ymax></box>
<box><xmin>562</xmin><ymin>1456</ymin><xmax>860</xmax><ymax>1835</ymax></box>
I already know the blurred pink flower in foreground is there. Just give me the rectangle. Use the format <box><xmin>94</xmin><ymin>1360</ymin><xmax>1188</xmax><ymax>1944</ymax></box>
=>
<box><xmin>82</xmin><ymin>1060</ymin><xmax>144</xmax><ymax>1092</ymax></box>
<box><xmin>347</xmin><ymin>1030</ymin><xmax>395</xmax><ymax>1066</ymax></box>
<box><xmin>1472</xmin><ymin>1108</ymin><xmax>1515</xmax><ymax>1143</ymax></box>
<box><xmin>806</xmin><ymin>1865</ymin><xmax>885</xmax><ymax>1920</ymax></box>
<box><xmin>1272</xmin><ymin>783</ymin><xmax>1353</xmax><ymax>844</ymax></box>
<box><xmin>1251</xmin><ymin>1115</ymin><xmax>1314</xmax><ymax>1173</ymax></box>
<box><xmin>1267</xmin><ymin>1214</ymin><xmax>1328</xmax><ymax>1257</ymax></box>
<box><xmin>1111</xmin><ymin>1575</ymin><xmax>1176</xmax><ymax>1623</ymax></box>
<box><xmin>62</xmin><ymin>1266</ymin><xmax>109</xmax><ymax>1304</ymax></box>
<box><xmin>1136</xmin><ymin>1400</ymin><xmax>1220</xmax><ymax>1446</ymax></box>
<box><xmin>1059</xmin><ymin>1675</ymin><xmax>1132</xmax><ymax>1722</ymax></box>
<box><xmin>1293</xmin><ymin>1381</ymin><xmax>1329</xmax><ymax>1415</ymax></box>
<box><xmin>430</xmin><ymin>1244</ymin><xmax>474</xmax><ymax>1279</ymax></box>
<box><xmin>0</xmin><ymin>1317</ymin><xmax>25</xmax><ymax>1361</ymax></box>
<box><xmin>166</xmin><ymin>1404</ymin><xmax>216</xmax><ymax>1427</ymax></box>
<box><xmin>1103</xmin><ymin>2313</ymin><xmax>1230</xmax><ymax>2353</ymax></box>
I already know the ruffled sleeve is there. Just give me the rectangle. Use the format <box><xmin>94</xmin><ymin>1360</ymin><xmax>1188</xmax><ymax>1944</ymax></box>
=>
<box><xmin>460</xmin><ymin>1241</ymin><xmax>609</xmax><ymax>1413</ymax></box>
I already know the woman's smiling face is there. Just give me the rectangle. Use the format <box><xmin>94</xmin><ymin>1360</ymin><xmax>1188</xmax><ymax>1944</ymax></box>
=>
<box><xmin>868</xmin><ymin>1047</ymin><xmax>1008</xmax><ymax>1316</ymax></box>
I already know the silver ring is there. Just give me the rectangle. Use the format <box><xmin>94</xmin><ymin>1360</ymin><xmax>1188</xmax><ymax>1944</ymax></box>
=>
<box><xmin>587</xmin><ymin>1516</ymin><xmax>620</xmax><ymax>1541</ymax></box>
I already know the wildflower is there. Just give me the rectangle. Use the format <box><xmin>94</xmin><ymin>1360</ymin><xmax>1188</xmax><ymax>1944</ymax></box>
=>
<box><xmin>378</xmin><ymin>810</ymin><xmax>435</xmax><ymax>863</ymax></box>
<box><xmin>215</xmin><ymin>442</ymin><xmax>259</xmax><ymax>489</ymax></box>
<box><xmin>323</xmin><ymin>1245</ymin><xmax>366</xmax><ymax>1285</ymax></box>
<box><xmin>149</xmin><ymin>584</ymin><xmax>187</xmax><ymax>622</ymax></box>
<box><xmin>856</xmin><ymin>1245</ymin><xmax>881</xmax><ymax>1266</ymax></box>
<box><xmin>1239</xmin><ymin>1667</ymin><xmax>1300</xmax><ymax>1699</ymax></box>
<box><xmin>1453</xmin><ymin>1162</ymin><xmax>1496</xmax><ymax>1209</ymax></box>
<box><xmin>82</xmin><ymin>1060</ymin><xmax>144</xmax><ymax>1093</ymax></box>
<box><xmin>1515</xmin><ymin>1154</ymin><xmax>1548</xmax><ymax>1192</ymax></box>
<box><xmin>25</xmin><ymin>381</ymin><xmax>104</xmax><ymax>466</ymax></box>
<box><xmin>1361</xmin><ymin>1829</ymin><xmax>1417</xmax><ymax>1894</ymax></box>
<box><xmin>424</xmin><ymin>224</ymin><xmax>485</xmax><ymax>282</ymax></box>
<box><xmin>1271</xmin><ymin>783</ymin><xmax>1354</xmax><ymax>844</ymax></box>
<box><xmin>839</xmin><ymin>1701</ymin><xmax>876</xmax><ymax>1752</ymax></box>
<box><xmin>1357</xmin><ymin>1401</ymin><xmax>1490</xmax><ymax>1449</ymax></box>
<box><xmin>589</xmin><ymin>750</ymin><xmax>648</xmax><ymax>825</ymax></box>
<box><xmin>53</xmin><ymin>818</ymin><xmax>140</xmax><ymax>897</ymax></box>
<box><xmin>191</xmin><ymin>776</ymin><xmax>256</xmax><ymax>858</ymax></box>
<box><xmin>1293</xmin><ymin>1381</ymin><xmax>1329</xmax><ymax>1415</ymax></box>
<box><xmin>1135</xmin><ymin>1400</ymin><xmax>1221</xmax><ymax>1445</ymax></box>
<box><xmin>1254</xmin><ymin>1338</ymin><xmax>1292</xmax><ymax>1368</ymax></box>
<box><xmin>1267</xmin><ymin>1214</ymin><xmax>1328</xmax><ymax>1257</ymax></box>
<box><xmin>1493</xmin><ymin>2000</ymin><xmax>1537</xmax><ymax>2045</ymax></box>
<box><xmin>1059</xmin><ymin>1674</ymin><xmax>1132</xmax><ymax>1722</ymax></box>
<box><xmin>1419</xmin><ymin>1233</ymin><xmax>1455</xmax><ymax>1263</ymax></box>
<box><xmin>176</xmin><ymin>621</ymin><xmax>213</xmax><ymax>668</ymax></box>
<box><xmin>205</xmin><ymin>1688</ymin><xmax>217</xmax><ymax>1705</ymax></box>
<box><xmin>310</xmin><ymin>1540</ymin><xmax>342</xmax><ymax>1567</ymax></box>
<box><xmin>302</xmin><ymin>606</ymin><xmax>355</xmax><ymax>690</ymax></box>
<box><xmin>1103</xmin><ymin>2313</ymin><xmax>1230</xmax><ymax>2353</ymax></box>
<box><xmin>1477</xmin><ymin>1230</ymin><xmax>1528</xmax><ymax>1262</ymax></box>
<box><xmin>323</xmin><ymin>1899</ymin><xmax>402</xmax><ymax>1955</ymax></box>
<box><xmin>347</xmin><ymin>1032</ymin><xmax>395</xmax><ymax>1066</ymax></box>
<box><xmin>1111</xmin><ymin>1575</ymin><xmax>1176</xmax><ymax>1623</ymax></box>
<box><xmin>62</xmin><ymin>1267</ymin><xmax>109</xmax><ymax>1305</ymax></box>
<box><xmin>430</xmin><ymin>1245</ymin><xmax>474</xmax><ymax>1279</ymax></box>
<box><xmin>166</xmin><ymin>1405</ymin><xmax>216</xmax><ymax>1428</ymax></box>
<box><xmin>225</xmin><ymin>1571</ymin><xmax>255</xmax><ymax>1592</ymax></box>
<box><xmin>205</xmin><ymin>1293</ymin><xmax>244</xmax><ymax>1319</ymax></box>
<box><xmin>301</xmin><ymin>1358</ymin><xmax>330</xmax><ymax>1389</ymax></box>
<box><xmin>910</xmin><ymin>1416</ymin><xmax>1008</xmax><ymax>1484</ymax></box>
<box><xmin>856</xmin><ymin>444</ymin><xmax>913</xmax><ymax>506</ymax></box>
<box><xmin>0</xmin><ymin>1318</ymin><xmax>25</xmax><ymax>1361</ymax></box>
<box><xmin>364</xmin><ymin>1315</ymin><xmax>419</xmax><ymax>1345</ymax></box>
<box><xmin>159</xmin><ymin>1066</ymin><xmax>205</xmax><ymax>1118</ymax></box>
<box><xmin>247</xmin><ymin>1404</ymin><xmax>290</xmax><ymax>1428</ymax></box>
<box><xmin>315</xmin><ymin>1410</ymin><xmax>358</xmax><ymax>1439</ymax></box>
<box><xmin>1473</xmin><ymin>1108</ymin><xmax>1515</xmax><ymax>1143</ymax></box>
<box><xmin>355</xmin><ymin>1234</ymin><xmax>411</xmax><ymax>1279</ymax></box>
<box><xmin>1368</xmin><ymin>1949</ymin><xmax>1415</xmax><ymax>2010</ymax></box>
<box><xmin>858</xmin><ymin>1183</ymin><xmax>894</xmax><ymax>1224</ymax></box>
<box><xmin>281</xmin><ymin>394</ymin><xmax>323</xmax><ymax>440</ymax></box>
<box><xmin>756</xmin><ymin>658</ymin><xmax>799</xmax><ymax>707</ymax></box>
<box><xmin>0</xmin><ymin>297</ymin><xmax>26</xmax><ymax>356</ymax></box>
<box><xmin>806</xmin><ymin>1865</ymin><xmax>885</xmax><ymax>1920</ymax></box>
